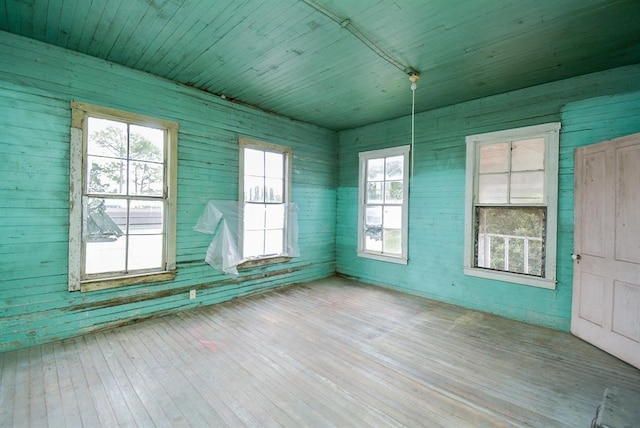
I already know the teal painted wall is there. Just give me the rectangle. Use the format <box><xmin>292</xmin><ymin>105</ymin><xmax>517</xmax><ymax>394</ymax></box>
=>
<box><xmin>2</xmin><ymin>28</ymin><xmax>639</xmax><ymax>352</ymax></box>
<box><xmin>0</xmin><ymin>31</ymin><xmax>337</xmax><ymax>352</ymax></box>
<box><xmin>336</xmin><ymin>65</ymin><xmax>640</xmax><ymax>330</ymax></box>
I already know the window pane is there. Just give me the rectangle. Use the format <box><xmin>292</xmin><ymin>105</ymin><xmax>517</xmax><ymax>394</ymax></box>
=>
<box><xmin>367</xmin><ymin>182</ymin><xmax>383</xmax><ymax>203</ymax></box>
<box><xmin>84</xmin><ymin>198</ymin><xmax>126</xmax><ymax>242</ymax></box>
<box><xmin>265</xmin><ymin>229</ymin><xmax>284</xmax><ymax>255</ymax></box>
<box><xmin>385</xmin><ymin>181</ymin><xmax>403</xmax><ymax>203</ymax></box>
<box><xmin>265</xmin><ymin>178</ymin><xmax>283</xmax><ymax>202</ymax></box>
<box><xmin>367</xmin><ymin>158</ymin><xmax>384</xmax><ymax>181</ymax></box>
<box><xmin>87</xmin><ymin>118</ymin><xmax>127</xmax><ymax>158</ymax></box>
<box><xmin>85</xmin><ymin>237</ymin><xmax>126</xmax><ymax>274</ymax></box>
<box><xmin>510</xmin><ymin>171</ymin><xmax>544</xmax><ymax>204</ymax></box>
<box><xmin>478</xmin><ymin>174</ymin><xmax>508</xmax><ymax>203</ymax></box>
<box><xmin>244</xmin><ymin>148</ymin><xmax>264</xmax><ymax>176</ymax></box>
<box><xmin>129</xmin><ymin>201</ymin><xmax>163</xmax><ymax>235</ymax></box>
<box><xmin>129</xmin><ymin>125</ymin><xmax>164</xmax><ymax>162</ymax></box>
<box><xmin>365</xmin><ymin>205</ymin><xmax>382</xmax><ymax>250</ymax></box>
<box><xmin>244</xmin><ymin>176</ymin><xmax>264</xmax><ymax>202</ymax></box>
<box><xmin>383</xmin><ymin>206</ymin><xmax>402</xmax><ymax>229</ymax></box>
<box><xmin>383</xmin><ymin>229</ymin><xmax>402</xmax><ymax>254</ymax></box>
<box><xmin>87</xmin><ymin>156</ymin><xmax>127</xmax><ymax>194</ymax></box>
<box><xmin>243</xmin><ymin>230</ymin><xmax>264</xmax><ymax>258</ymax></box>
<box><xmin>365</xmin><ymin>232</ymin><xmax>382</xmax><ymax>252</ymax></box>
<box><xmin>476</xmin><ymin>207</ymin><xmax>545</xmax><ymax>276</ymax></box>
<box><xmin>244</xmin><ymin>203</ymin><xmax>265</xmax><ymax>230</ymax></box>
<box><xmin>265</xmin><ymin>151</ymin><xmax>284</xmax><ymax>179</ymax></box>
<box><xmin>129</xmin><ymin>161</ymin><xmax>164</xmax><ymax>196</ymax></box>
<box><xmin>84</xmin><ymin>198</ymin><xmax>128</xmax><ymax>274</ymax></box>
<box><xmin>512</xmin><ymin>138</ymin><xmax>544</xmax><ymax>172</ymax></box>
<box><xmin>479</xmin><ymin>143</ymin><xmax>509</xmax><ymax>173</ymax></box>
<box><xmin>128</xmin><ymin>234</ymin><xmax>163</xmax><ymax>270</ymax></box>
<box><xmin>526</xmin><ymin>240</ymin><xmax>544</xmax><ymax>277</ymax></box>
<box><xmin>385</xmin><ymin>156</ymin><xmax>404</xmax><ymax>180</ymax></box>
<box><xmin>365</xmin><ymin>205</ymin><xmax>382</xmax><ymax>227</ymax></box>
<box><xmin>265</xmin><ymin>204</ymin><xmax>284</xmax><ymax>229</ymax></box>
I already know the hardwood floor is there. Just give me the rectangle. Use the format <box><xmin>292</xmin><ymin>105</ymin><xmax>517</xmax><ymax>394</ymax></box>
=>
<box><xmin>2</xmin><ymin>276</ymin><xmax>639</xmax><ymax>427</ymax></box>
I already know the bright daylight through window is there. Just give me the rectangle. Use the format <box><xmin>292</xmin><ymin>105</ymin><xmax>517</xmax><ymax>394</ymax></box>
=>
<box><xmin>464</xmin><ymin>123</ymin><xmax>560</xmax><ymax>289</ymax></box>
<box><xmin>240</xmin><ymin>138</ymin><xmax>291</xmax><ymax>259</ymax></box>
<box><xmin>358</xmin><ymin>145</ymin><xmax>410</xmax><ymax>264</ymax></box>
<box><xmin>68</xmin><ymin>102</ymin><xmax>177</xmax><ymax>291</ymax></box>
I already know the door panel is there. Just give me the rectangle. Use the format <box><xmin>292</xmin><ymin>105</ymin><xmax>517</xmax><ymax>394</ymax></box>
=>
<box><xmin>615</xmin><ymin>145</ymin><xmax>640</xmax><ymax>264</ymax></box>
<box><xmin>578</xmin><ymin>272</ymin><xmax>605</xmax><ymax>326</ymax></box>
<box><xmin>572</xmin><ymin>132</ymin><xmax>640</xmax><ymax>369</ymax></box>
<box><xmin>612</xmin><ymin>280</ymin><xmax>640</xmax><ymax>342</ymax></box>
<box><xmin>581</xmin><ymin>151</ymin><xmax>607</xmax><ymax>258</ymax></box>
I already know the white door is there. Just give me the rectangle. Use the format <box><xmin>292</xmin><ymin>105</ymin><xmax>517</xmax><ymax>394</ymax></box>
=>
<box><xmin>572</xmin><ymin>132</ymin><xmax>640</xmax><ymax>369</ymax></box>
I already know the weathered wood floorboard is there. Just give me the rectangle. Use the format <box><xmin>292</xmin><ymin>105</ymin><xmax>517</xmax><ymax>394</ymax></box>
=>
<box><xmin>1</xmin><ymin>276</ymin><xmax>639</xmax><ymax>427</ymax></box>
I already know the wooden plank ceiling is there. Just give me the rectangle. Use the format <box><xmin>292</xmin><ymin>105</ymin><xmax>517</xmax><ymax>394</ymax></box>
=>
<box><xmin>1</xmin><ymin>0</ymin><xmax>639</xmax><ymax>131</ymax></box>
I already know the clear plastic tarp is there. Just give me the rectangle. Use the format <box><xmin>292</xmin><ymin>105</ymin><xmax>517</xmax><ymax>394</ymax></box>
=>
<box><xmin>194</xmin><ymin>200</ymin><xmax>299</xmax><ymax>277</ymax></box>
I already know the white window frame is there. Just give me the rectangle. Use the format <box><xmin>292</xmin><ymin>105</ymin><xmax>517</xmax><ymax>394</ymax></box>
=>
<box><xmin>463</xmin><ymin>122</ymin><xmax>560</xmax><ymax>289</ymax></box>
<box><xmin>357</xmin><ymin>145</ymin><xmax>410</xmax><ymax>264</ymax></box>
<box><xmin>238</xmin><ymin>137</ymin><xmax>292</xmax><ymax>261</ymax></box>
<box><xmin>68</xmin><ymin>101</ymin><xmax>178</xmax><ymax>292</ymax></box>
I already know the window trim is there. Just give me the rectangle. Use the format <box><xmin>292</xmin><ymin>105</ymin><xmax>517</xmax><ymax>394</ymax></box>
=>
<box><xmin>238</xmin><ymin>136</ymin><xmax>292</xmax><ymax>262</ymax></box>
<box><xmin>463</xmin><ymin>122</ymin><xmax>560</xmax><ymax>289</ymax></box>
<box><xmin>357</xmin><ymin>145</ymin><xmax>410</xmax><ymax>265</ymax></box>
<box><xmin>68</xmin><ymin>101</ymin><xmax>178</xmax><ymax>292</ymax></box>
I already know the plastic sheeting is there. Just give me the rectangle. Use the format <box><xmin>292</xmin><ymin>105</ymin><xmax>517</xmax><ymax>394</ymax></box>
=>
<box><xmin>194</xmin><ymin>200</ymin><xmax>299</xmax><ymax>277</ymax></box>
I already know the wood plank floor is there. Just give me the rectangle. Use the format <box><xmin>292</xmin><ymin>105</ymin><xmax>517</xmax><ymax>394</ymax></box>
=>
<box><xmin>1</xmin><ymin>276</ymin><xmax>639</xmax><ymax>427</ymax></box>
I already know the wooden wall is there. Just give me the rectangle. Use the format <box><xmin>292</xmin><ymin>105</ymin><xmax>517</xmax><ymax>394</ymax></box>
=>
<box><xmin>0</xmin><ymin>31</ymin><xmax>337</xmax><ymax>352</ymax></box>
<box><xmin>2</xmin><ymin>28</ymin><xmax>639</xmax><ymax>352</ymax></box>
<box><xmin>336</xmin><ymin>65</ymin><xmax>640</xmax><ymax>330</ymax></box>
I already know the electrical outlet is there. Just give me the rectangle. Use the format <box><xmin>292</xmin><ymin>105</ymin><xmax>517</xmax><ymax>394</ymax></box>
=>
<box><xmin>189</xmin><ymin>289</ymin><xmax>196</xmax><ymax>300</ymax></box>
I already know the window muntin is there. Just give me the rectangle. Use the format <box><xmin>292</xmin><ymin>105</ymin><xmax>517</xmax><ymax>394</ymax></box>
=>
<box><xmin>464</xmin><ymin>123</ymin><xmax>560</xmax><ymax>289</ymax></box>
<box><xmin>358</xmin><ymin>145</ymin><xmax>410</xmax><ymax>264</ymax></box>
<box><xmin>69</xmin><ymin>102</ymin><xmax>178</xmax><ymax>291</ymax></box>
<box><xmin>239</xmin><ymin>138</ymin><xmax>291</xmax><ymax>259</ymax></box>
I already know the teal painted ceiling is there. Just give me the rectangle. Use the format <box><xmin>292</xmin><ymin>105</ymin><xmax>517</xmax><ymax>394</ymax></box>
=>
<box><xmin>1</xmin><ymin>0</ymin><xmax>639</xmax><ymax>131</ymax></box>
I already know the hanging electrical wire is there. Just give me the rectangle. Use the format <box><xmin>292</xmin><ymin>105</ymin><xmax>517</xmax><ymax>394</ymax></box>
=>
<box><xmin>302</xmin><ymin>0</ymin><xmax>421</xmax><ymax>180</ymax></box>
<box><xmin>301</xmin><ymin>0</ymin><xmax>419</xmax><ymax>77</ymax></box>
<box><xmin>409</xmin><ymin>73</ymin><xmax>419</xmax><ymax>179</ymax></box>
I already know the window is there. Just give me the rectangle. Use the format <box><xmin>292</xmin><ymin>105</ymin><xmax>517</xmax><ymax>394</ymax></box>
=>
<box><xmin>357</xmin><ymin>145</ymin><xmax>410</xmax><ymax>264</ymax></box>
<box><xmin>69</xmin><ymin>102</ymin><xmax>178</xmax><ymax>291</ymax></box>
<box><xmin>464</xmin><ymin>122</ymin><xmax>560</xmax><ymax>289</ymax></box>
<box><xmin>239</xmin><ymin>137</ymin><xmax>292</xmax><ymax>259</ymax></box>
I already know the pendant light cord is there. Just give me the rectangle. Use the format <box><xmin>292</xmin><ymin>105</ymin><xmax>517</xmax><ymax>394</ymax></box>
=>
<box><xmin>411</xmin><ymin>85</ymin><xmax>416</xmax><ymax>180</ymax></box>
<box><xmin>409</xmin><ymin>74</ymin><xmax>419</xmax><ymax>180</ymax></box>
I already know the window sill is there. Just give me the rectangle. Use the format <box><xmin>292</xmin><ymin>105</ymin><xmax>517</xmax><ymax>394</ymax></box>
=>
<box><xmin>463</xmin><ymin>267</ymin><xmax>556</xmax><ymax>290</ymax></box>
<box><xmin>238</xmin><ymin>256</ymin><xmax>291</xmax><ymax>270</ymax></box>
<box><xmin>81</xmin><ymin>270</ymin><xmax>176</xmax><ymax>292</ymax></box>
<box><xmin>357</xmin><ymin>251</ymin><xmax>408</xmax><ymax>265</ymax></box>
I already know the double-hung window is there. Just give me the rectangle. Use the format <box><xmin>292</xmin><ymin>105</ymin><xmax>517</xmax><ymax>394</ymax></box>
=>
<box><xmin>464</xmin><ymin>122</ymin><xmax>560</xmax><ymax>289</ymax></box>
<box><xmin>239</xmin><ymin>137</ymin><xmax>292</xmax><ymax>260</ymax></box>
<box><xmin>357</xmin><ymin>145</ymin><xmax>410</xmax><ymax>264</ymax></box>
<box><xmin>69</xmin><ymin>102</ymin><xmax>178</xmax><ymax>291</ymax></box>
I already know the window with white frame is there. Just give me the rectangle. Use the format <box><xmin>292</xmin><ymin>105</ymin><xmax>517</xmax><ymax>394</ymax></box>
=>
<box><xmin>69</xmin><ymin>102</ymin><xmax>178</xmax><ymax>292</ymax></box>
<box><xmin>357</xmin><ymin>145</ymin><xmax>410</xmax><ymax>264</ymax></box>
<box><xmin>464</xmin><ymin>122</ymin><xmax>560</xmax><ymax>289</ymax></box>
<box><xmin>239</xmin><ymin>137</ymin><xmax>292</xmax><ymax>259</ymax></box>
